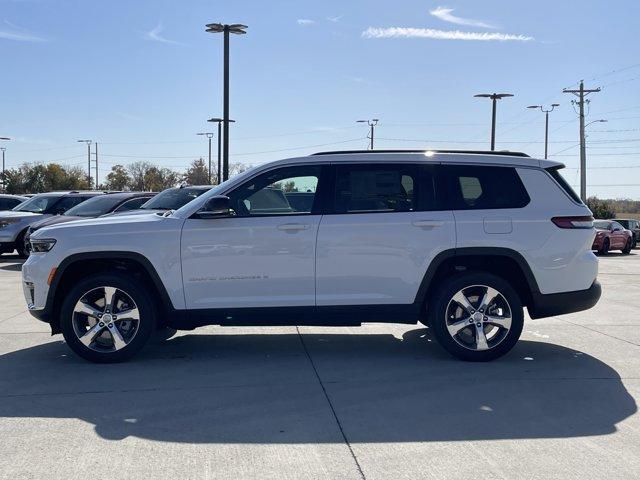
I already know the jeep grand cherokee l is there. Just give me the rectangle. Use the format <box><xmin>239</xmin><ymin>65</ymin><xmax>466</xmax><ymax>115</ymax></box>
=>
<box><xmin>22</xmin><ymin>150</ymin><xmax>601</xmax><ymax>363</ymax></box>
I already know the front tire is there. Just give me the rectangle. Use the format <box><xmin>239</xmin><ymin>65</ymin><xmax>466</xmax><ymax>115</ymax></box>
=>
<box><xmin>15</xmin><ymin>230</ymin><xmax>29</xmax><ymax>258</ymax></box>
<box><xmin>428</xmin><ymin>272</ymin><xmax>524</xmax><ymax>361</ymax></box>
<box><xmin>60</xmin><ymin>273</ymin><xmax>156</xmax><ymax>363</ymax></box>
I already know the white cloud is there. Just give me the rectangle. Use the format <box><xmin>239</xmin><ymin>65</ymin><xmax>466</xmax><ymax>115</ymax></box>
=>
<box><xmin>326</xmin><ymin>15</ymin><xmax>343</xmax><ymax>23</ymax></box>
<box><xmin>362</xmin><ymin>27</ymin><xmax>533</xmax><ymax>42</ymax></box>
<box><xmin>297</xmin><ymin>19</ymin><xmax>315</xmax><ymax>26</ymax></box>
<box><xmin>0</xmin><ymin>20</ymin><xmax>47</xmax><ymax>42</ymax></box>
<box><xmin>144</xmin><ymin>22</ymin><xmax>185</xmax><ymax>45</ymax></box>
<box><xmin>429</xmin><ymin>6</ymin><xmax>497</xmax><ymax>29</ymax></box>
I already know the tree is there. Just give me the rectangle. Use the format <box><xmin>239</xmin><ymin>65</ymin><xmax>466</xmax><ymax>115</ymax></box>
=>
<box><xmin>126</xmin><ymin>161</ymin><xmax>179</xmax><ymax>191</ymax></box>
<box><xmin>0</xmin><ymin>163</ymin><xmax>90</xmax><ymax>194</ymax></box>
<box><xmin>586</xmin><ymin>196</ymin><xmax>616</xmax><ymax>219</ymax></box>
<box><xmin>183</xmin><ymin>158</ymin><xmax>210</xmax><ymax>185</ymax></box>
<box><xmin>104</xmin><ymin>164</ymin><xmax>131</xmax><ymax>191</ymax></box>
<box><xmin>229</xmin><ymin>162</ymin><xmax>250</xmax><ymax>178</ymax></box>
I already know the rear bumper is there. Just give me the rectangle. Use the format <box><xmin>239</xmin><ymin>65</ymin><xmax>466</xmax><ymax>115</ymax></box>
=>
<box><xmin>528</xmin><ymin>280</ymin><xmax>601</xmax><ymax>319</ymax></box>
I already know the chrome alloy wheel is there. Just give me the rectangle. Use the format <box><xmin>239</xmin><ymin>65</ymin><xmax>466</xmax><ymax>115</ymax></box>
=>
<box><xmin>71</xmin><ymin>286</ymin><xmax>140</xmax><ymax>353</ymax></box>
<box><xmin>445</xmin><ymin>284</ymin><xmax>512</xmax><ymax>351</ymax></box>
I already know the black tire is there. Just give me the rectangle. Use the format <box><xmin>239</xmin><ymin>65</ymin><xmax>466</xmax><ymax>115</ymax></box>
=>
<box><xmin>599</xmin><ymin>238</ymin><xmax>610</xmax><ymax>256</ymax></box>
<box><xmin>622</xmin><ymin>238</ymin><xmax>632</xmax><ymax>255</ymax></box>
<box><xmin>15</xmin><ymin>230</ymin><xmax>29</xmax><ymax>258</ymax></box>
<box><xmin>632</xmin><ymin>234</ymin><xmax>638</xmax><ymax>249</ymax></box>
<box><xmin>428</xmin><ymin>271</ymin><xmax>524</xmax><ymax>362</ymax></box>
<box><xmin>152</xmin><ymin>326</ymin><xmax>178</xmax><ymax>342</ymax></box>
<box><xmin>60</xmin><ymin>272</ymin><xmax>156</xmax><ymax>363</ymax></box>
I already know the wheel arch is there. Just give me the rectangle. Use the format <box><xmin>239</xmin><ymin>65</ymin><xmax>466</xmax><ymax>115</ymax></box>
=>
<box><xmin>415</xmin><ymin>247</ymin><xmax>540</xmax><ymax>315</ymax></box>
<box><xmin>47</xmin><ymin>251</ymin><xmax>177</xmax><ymax>334</ymax></box>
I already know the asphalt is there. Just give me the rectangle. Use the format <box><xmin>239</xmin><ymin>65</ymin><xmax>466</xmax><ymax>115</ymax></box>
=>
<box><xmin>0</xmin><ymin>252</ymin><xmax>638</xmax><ymax>479</ymax></box>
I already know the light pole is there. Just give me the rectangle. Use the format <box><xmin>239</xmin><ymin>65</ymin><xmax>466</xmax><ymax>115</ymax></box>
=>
<box><xmin>474</xmin><ymin>93</ymin><xmax>514</xmax><ymax>150</ymax></box>
<box><xmin>527</xmin><ymin>103</ymin><xmax>560</xmax><ymax>159</ymax></box>
<box><xmin>357</xmin><ymin>119</ymin><xmax>379</xmax><ymax>150</ymax></box>
<box><xmin>197</xmin><ymin>132</ymin><xmax>215</xmax><ymax>184</ymax></box>
<box><xmin>208</xmin><ymin>117</ymin><xmax>235</xmax><ymax>184</ymax></box>
<box><xmin>0</xmin><ymin>137</ymin><xmax>9</xmax><ymax>193</ymax></box>
<box><xmin>77</xmin><ymin>140</ymin><xmax>93</xmax><ymax>188</ymax></box>
<box><xmin>205</xmin><ymin>22</ymin><xmax>247</xmax><ymax>182</ymax></box>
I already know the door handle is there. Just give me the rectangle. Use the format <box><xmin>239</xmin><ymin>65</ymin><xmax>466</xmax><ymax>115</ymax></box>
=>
<box><xmin>277</xmin><ymin>223</ymin><xmax>310</xmax><ymax>232</ymax></box>
<box><xmin>412</xmin><ymin>220</ymin><xmax>444</xmax><ymax>228</ymax></box>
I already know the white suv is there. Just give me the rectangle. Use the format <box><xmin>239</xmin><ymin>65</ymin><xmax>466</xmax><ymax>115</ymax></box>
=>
<box><xmin>22</xmin><ymin>150</ymin><xmax>601</xmax><ymax>363</ymax></box>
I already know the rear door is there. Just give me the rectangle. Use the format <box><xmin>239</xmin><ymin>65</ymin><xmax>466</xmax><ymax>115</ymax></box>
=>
<box><xmin>315</xmin><ymin>162</ymin><xmax>455</xmax><ymax>306</ymax></box>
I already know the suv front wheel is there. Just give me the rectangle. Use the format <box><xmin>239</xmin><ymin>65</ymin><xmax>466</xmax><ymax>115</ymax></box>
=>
<box><xmin>428</xmin><ymin>272</ymin><xmax>524</xmax><ymax>361</ymax></box>
<box><xmin>60</xmin><ymin>273</ymin><xmax>156</xmax><ymax>363</ymax></box>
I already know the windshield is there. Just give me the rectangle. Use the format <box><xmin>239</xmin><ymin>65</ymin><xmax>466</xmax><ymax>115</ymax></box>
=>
<box><xmin>594</xmin><ymin>220</ymin><xmax>610</xmax><ymax>230</ymax></box>
<box><xmin>140</xmin><ymin>187</ymin><xmax>210</xmax><ymax>211</ymax></box>
<box><xmin>65</xmin><ymin>195</ymin><xmax>126</xmax><ymax>217</ymax></box>
<box><xmin>12</xmin><ymin>195</ymin><xmax>61</xmax><ymax>213</ymax></box>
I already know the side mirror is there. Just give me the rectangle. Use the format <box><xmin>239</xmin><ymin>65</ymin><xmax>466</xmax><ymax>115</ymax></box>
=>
<box><xmin>194</xmin><ymin>196</ymin><xmax>234</xmax><ymax>219</ymax></box>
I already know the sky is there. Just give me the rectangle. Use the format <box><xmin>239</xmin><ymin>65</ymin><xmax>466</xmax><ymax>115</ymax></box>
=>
<box><xmin>1</xmin><ymin>0</ymin><xmax>639</xmax><ymax>198</ymax></box>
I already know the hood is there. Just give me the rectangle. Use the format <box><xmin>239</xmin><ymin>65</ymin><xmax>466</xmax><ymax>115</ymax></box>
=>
<box><xmin>34</xmin><ymin>212</ymin><xmax>167</xmax><ymax>237</ymax></box>
<box><xmin>102</xmin><ymin>208</ymin><xmax>165</xmax><ymax>217</ymax></box>
<box><xmin>30</xmin><ymin>215</ymin><xmax>81</xmax><ymax>231</ymax></box>
<box><xmin>0</xmin><ymin>211</ymin><xmax>44</xmax><ymax>220</ymax></box>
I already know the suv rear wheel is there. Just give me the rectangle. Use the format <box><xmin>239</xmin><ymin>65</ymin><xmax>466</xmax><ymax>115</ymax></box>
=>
<box><xmin>60</xmin><ymin>273</ymin><xmax>156</xmax><ymax>363</ymax></box>
<box><xmin>428</xmin><ymin>272</ymin><xmax>524</xmax><ymax>361</ymax></box>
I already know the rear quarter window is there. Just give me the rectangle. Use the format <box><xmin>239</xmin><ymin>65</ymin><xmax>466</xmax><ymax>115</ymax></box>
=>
<box><xmin>546</xmin><ymin>167</ymin><xmax>583</xmax><ymax>204</ymax></box>
<box><xmin>442</xmin><ymin>165</ymin><xmax>530</xmax><ymax>210</ymax></box>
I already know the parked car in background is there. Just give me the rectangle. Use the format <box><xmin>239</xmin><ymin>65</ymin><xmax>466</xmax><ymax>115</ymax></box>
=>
<box><xmin>592</xmin><ymin>220</ymin><xmax>633</xmax><ymax>255</ymax></box>
<box><xmin>0</xmin><ymin>191</ymin><xmax>102</xmax><ymax>257</ymax></box>
<box><xmin>24</xmin><ymin>192</ymin><xmax>156</xmax><ymax>254</ymax></box>
<box><xmin>614</xmin><ymin>218</ymin><xmax>640</xmax><ymax>248</ymax></box>
<box><xmin>0</xmin><ymin>194</ymin><xmax>28</xmax><ymax>211</ymax></box>
<box><xmin>106</xmin><ymin>185</ymin><xmax>212</xmax><ymax>216</ymax></box>
<box><xmin>22</xmin><ymin>150</ymin><xmax>601</xmax><ymax>363</ymax></box>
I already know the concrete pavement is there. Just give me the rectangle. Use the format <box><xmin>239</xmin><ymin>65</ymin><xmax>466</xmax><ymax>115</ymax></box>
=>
<box><xmin>0</xmin><ymin>252</ymin><xmax>638</xmax><ymax>479</ymax></box>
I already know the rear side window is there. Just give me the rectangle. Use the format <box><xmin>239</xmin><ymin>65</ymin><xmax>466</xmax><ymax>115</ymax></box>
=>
<box><xmin>443</xmin><ymin>165</ymin><xmax>530</xmax><ymax>210</ymax></box>
<box><xmin>546</xmin><ymin>167</ymin><xmax>582</xmax><ymax>204</ymax></box>
<box><xmin>333</xmin><ymin>164</ymin><xmax>418</xmax><ymax>213</ymax></box>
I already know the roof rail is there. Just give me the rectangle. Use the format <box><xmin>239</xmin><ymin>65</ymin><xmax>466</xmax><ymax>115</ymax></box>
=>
<box><xmin>311</xmin><ymin>149</ymin><xmax>530</xmax><ymax>158</ymax></box>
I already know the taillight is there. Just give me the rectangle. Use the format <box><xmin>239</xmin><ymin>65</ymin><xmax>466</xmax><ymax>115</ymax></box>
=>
<box><xmin>551</xmin><ymin>216</ymin><xmax>594</xmax><ymax>229</ymax></box>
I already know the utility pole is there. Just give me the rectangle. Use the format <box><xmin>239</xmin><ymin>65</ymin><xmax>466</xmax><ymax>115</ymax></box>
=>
<box><xmin>95</xmin><ymin>142</ymin><xmax>99</xmax><ymax>189</ymax></box>
<box><xmin>0</xmin><ymin>137</ymin><xmax>9</xmax><ymax>193</ymax></box>
<box><xmin>474</xmin><ymin>93</ymin><xmax>513</xmax><ymax>150</ymax></box>
<box><xmin>563</xmin><ymin>81</ymin><xmax>601</xmax><ymax>202</ymax></box>
<box><xmin>527</xmin><ymin>104</ymin><xmax>560</xmax><ymax>159</ymax></box>
<box><xmin>197</xmin><ymin>132</ymin><xmax>215</xmax><ymax>183</ymax></box>
<box><xmin>77</xmin><ymin>139</ymin><xmax>93</xmax><ymax>188</ymax></box>
<box><xmin>357</xmin><ymin>119</ymin><xmax>379</xmax><ymax>149</ymax></box>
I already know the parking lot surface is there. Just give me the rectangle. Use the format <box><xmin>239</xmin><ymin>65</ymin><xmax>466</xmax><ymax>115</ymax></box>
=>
<box><xmin>1</xmin><ymin>253</ymin><xmax>639</xmax><ymax>480</ymax></box>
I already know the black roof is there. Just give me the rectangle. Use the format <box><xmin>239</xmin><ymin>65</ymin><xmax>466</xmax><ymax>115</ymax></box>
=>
<box><xmin>311</xmin><ymin>149</ymin><xmax>530</xmax><ymax>158</ymax></box>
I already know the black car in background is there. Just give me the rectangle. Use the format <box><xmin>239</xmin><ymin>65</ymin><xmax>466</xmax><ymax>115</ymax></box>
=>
<box><xmin>24</xmin><ymin>192</ymin><xmax>155</xmax><ymax>254</ymax></box>
<box><xmin>0</xmin><ymin>194</ymin><xmax>28</xmax><ymax>211</ymax></box>
<box><xmin>615</xmin><ymin>219</ymin><xmax>640</xmax><ymax>248</ymax></box>
<box><xmin>107</xmin><ymin>185</ymin><xmax>213</xmax><ymax>216</ymax></box>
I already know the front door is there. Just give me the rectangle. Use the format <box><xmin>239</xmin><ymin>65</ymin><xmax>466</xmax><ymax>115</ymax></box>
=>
<box><xmin>181</xmin><ymin>164</ymin><xmax>326</xmax><ymax>309</ymax></box>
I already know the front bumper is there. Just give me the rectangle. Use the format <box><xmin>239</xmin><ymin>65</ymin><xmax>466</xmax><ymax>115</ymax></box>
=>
<box><xmin>528</xmin><ymin>280</ymin><xmax>602</xmax><ymax>319</ymax></box>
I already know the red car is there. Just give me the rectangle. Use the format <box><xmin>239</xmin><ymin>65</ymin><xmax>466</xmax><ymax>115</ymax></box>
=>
<box><xmin>592</xmin><ymin>220</ymin><xmax>633</xmax><ymax>255</ymax></box>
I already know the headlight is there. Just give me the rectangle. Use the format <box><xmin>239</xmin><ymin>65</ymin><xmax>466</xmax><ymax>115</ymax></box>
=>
<box><xmin>0</xmin><ymin>219</ymin><xmax>19</xmax><ymax>228</ymax></box>
<box><xmin>30</xmin><ymin>238</ymin><xmax>57</xmax><ymax>253</ymax></box>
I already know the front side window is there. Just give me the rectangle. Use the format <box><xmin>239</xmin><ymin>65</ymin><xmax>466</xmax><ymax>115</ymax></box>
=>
<box><xmin>333</xmin><ymin>164</ymin><xmax>420</xmax><ymax>214</ymax></box>
<box><xmin>228</xmin><ymin>166</ymin><xmax>321</xmax><ymax>217</ymax></box>
<box><xmin>443</xmin><ymin>165</ymin><xmax>530</xmax><ymax>210</ymax></box>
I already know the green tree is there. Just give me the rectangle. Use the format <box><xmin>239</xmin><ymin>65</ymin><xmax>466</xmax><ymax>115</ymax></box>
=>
<box><xmin>183</xmin><ymin>158</ymin><xmax>210</xmax><ymax>185</ymax></box>
<box><xmin>586</xmin><ymin>196</ymin><xmax>616</xmax><ymax>219</ymax></box>
<box><xmin>104</xmin><ymin>164</ymin><xmax>131</xmax><ymax>191</ymax></box>
<box><xmin>0</xmin><ymin>163</ymin><xmax>90</xmax><ymax>194</ymax></box>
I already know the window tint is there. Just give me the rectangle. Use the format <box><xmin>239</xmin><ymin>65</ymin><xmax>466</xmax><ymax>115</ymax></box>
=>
<box><xmin>0</xmin><ymin>198</ymin><xmax>20</xmax><ymax>210</ymax></box>
<box><xmin>334</xmin><ymin>164</ymin><xmax>419</xmax><ymax>213</ymax></box>
<box><xmin>228</xmin><ymin>165</ymin><xmax>321</xmax><ymax>216</ymax></box>
<box><xmin>114</xmin><ymin>197</ymin><xmax>151</xmax><ymax>212</ymax></box>
<box><xmin>546</xmin><ymin>167</ymin><xmax>582</xmax><ymax>204</ymax></box>
<box><xmin>443</xmin><ymin>165</ymin><xmax>530</xmax><ymax>210</ymax></box>
<box><xmin>142</xmin><ymin>188</ymin><xmax>209</xmax><ymax>211</ymax></box>
<box><xmin>48</xmin><ymin>196</ymin><xmax>89</xmax><ymax>214</ymax></box>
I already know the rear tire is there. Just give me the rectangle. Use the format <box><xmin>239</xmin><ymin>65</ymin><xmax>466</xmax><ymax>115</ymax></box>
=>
<box><xmin>15</xmin><ymin>230</ymin><xmax>28</xmax><ymax>258</ymax></box>
<box><xmin>599</xmin><ymin>238</ymin><xmax>610</xmax><ymax>255</ymax></box>
<box><xmin>60</xmin><ymin>272</ymin><xmax>156</xmax><ymax>363</ymax></box>
<box><xmin>428</xmin><ymin>272</ymin><xmax>524</xmax><ymax>362</ymax></box>
<box><xmin>622</xmin><ymin>238</ymin><xmax>632</xmax><ymax>254</ymax></box>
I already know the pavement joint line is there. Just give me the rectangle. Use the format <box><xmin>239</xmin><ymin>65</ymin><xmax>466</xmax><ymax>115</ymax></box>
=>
<box><xmin>295</xmin><ymin>326</ymin><xmax>367</xmax><ymax>480</ymax></box>
<box><xmin>559</xmin><ymin>318</ymin><xmax>640</xmax><ymax>347</ymax></box>
<box><xmin>0</xmin><ymin>310</ymin><xmax>29</xmax><ymax>324</ymax></box>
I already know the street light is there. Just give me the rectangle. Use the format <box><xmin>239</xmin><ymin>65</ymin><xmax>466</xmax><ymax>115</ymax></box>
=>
<box><xmin>474</xmin><ymin>93</ymin><xmax>514</xmax><ymax>150</ymax></box>
<box><xmin>356</xmin><ymin>119</ymin><xmax>379</xmax><ymax>150</ymax></box>
<box><xmin>0</xmin><ymin>137</ymin><xmax>9</xmax><ymax>193</ymax></box>
<box><xmin>197</xmin><ymin>132</ymin><xmax>215</xmax><ymax>184</ymax></box>
<box><xmin>205</xmin><ymin>22</ymin><xmax>247</xmax><ymax>182</ymax></box>
<box><xmin>586</xmin><ymin>119</ymin><xmax>607</xmax><ymax>128</ymax></box>
<box><xmin>77</xmin><ymin>140</ymin><xmax>93</xmax><ymax>188</ymax></box>
<box><xmin>527</xmin><ymin>103</ymin><xmax>560</xmax><ymax>159</ymax></box>
<box><xmin>208</xmin><ymin>117</ymin><xmax>235</xmax><ymax>184</ymax></box>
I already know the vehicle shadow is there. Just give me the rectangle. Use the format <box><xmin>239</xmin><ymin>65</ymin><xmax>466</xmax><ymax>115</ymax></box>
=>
<box><xmin>0</xmin><ymin>263</ymin><xmax>22</xmax><ymax>271</ymax></box>
<box><xmin>0</xmin><ymin>329</ymin><xmax>635</xmax><ymax>444</ymax></box>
